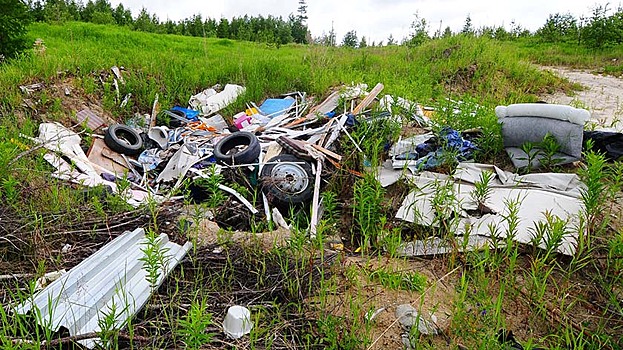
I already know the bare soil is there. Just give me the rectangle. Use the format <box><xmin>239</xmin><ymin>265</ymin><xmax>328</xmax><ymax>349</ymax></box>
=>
<box><xmin>541</xmin><ymin>66</ymin><xmax>623</xmax><ymax>131</ymax></box>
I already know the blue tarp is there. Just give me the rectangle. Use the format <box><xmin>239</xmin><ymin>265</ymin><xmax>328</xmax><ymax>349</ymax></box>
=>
<box><xmin>259</xmin><ymin>99</ymin><xmax>295</xmax><ymax>117</ymax></box>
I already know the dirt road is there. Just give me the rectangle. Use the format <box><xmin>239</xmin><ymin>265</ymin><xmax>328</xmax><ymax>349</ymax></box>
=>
<box><xmin>542</xmin><ymin>66</ymin><xmax>623</xmax><ymax>131</ymax></box>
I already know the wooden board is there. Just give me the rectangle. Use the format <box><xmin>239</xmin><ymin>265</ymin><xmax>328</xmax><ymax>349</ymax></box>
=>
<box><xmin>87</xmin><ymin>138</ymin><xmax>130</xmax><ymax>174</ymax></box>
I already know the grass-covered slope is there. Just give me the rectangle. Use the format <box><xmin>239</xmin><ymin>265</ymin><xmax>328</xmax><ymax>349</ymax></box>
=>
<box><xmin>1</xmin><ymin>22</ymin><xmax>568</xmax><ymax>111</ymax></box>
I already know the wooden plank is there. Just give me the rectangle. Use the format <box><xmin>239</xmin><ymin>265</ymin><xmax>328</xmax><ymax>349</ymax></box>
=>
<box><xmin>282</xmin><ymin>90</ymin><xmax>341</xmax><ymax>128</ymax></box>
<box><xmin>263</xmin><ymin>144</ymin><xmax>283</xmax><ymax>163</ymax></box>
<box><xmin>352</xmin><ymin>83</ymin><xmax>384</xmax><ymax>115</ymax></box>
<box><xmin>302</xmin><ymin>142</ymin><xmax>342</xmax><ymax>161</ymax></box>
<box><xmin>86</xmin><ymin>138</ymin><xmax>129</xmax><ymax>174</ymax></box>
<box><xmin>149</xmin><ymin>93</ymin><xmax>159</xmax><ymax>128</ymax></box>
<box><xmin>75</xmin><ymin>109</ymin><xmax>106</xmax><ymax>130</ymax></box>
<box><xmin>317</xmin><ymin>118</ymin><xmax>336</xmax><ymax>147</ymax></box>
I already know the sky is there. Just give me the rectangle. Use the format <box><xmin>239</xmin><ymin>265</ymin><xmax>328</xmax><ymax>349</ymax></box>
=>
<box><xmin>107</xmin><ymin>0</ymin><xmax>602</xmax><ymax>44</ymax></box>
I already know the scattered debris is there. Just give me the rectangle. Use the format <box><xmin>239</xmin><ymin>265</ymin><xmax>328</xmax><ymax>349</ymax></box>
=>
<box><xmin>74</xmin><ymin>108</ymin><xmax>111</xmax><ymax>131</ymax></box>
<box><xmin>223</xmin><ymin>305</ymin><xmax>253</xmax><ymax>339</ymax></box>
<box><xmin>86</xmin><ymin>138</ymin><xmax>130</xmax><ymax>174</ymax></box>
<box><xmin>379</xmin><ymin>95</ymin><xmax>430</xmax><ymax>126</ymax></box>
<box><xmin>189</xmin><ymin>84</ymin><xmax>246</xmax><ymax>115</ymax></box>
<box><xmin>583</xmin><ymin>130</ymin><xmax>623</xmax><ymax>161</ymax></box>
<box><xmin>33</xmin><ymin>270</ymin><xmax>66</xmax><ymax>291</ymax></box>
<box><xmin>496</xmin><ymin>329</ymin><xmax>545</xmax><ymax>350</ymax></box>
<box><xmin>365</xmin><ymin>307</ymin><xmax>386</xmax><ymax>322</ymax></box>
<box><xmin>396</xmin><ymin>235</ymin><xmax>491</xmax><ymax>257</ymax></box>
<box><xmin>24</xmin><ymin>82</ymin><xmax>590</xmax><ymax>258</ymax></box>
<box><xmin>111</xmin><ymin>66</ymin><xmax>125</xmax><ymax>85</ymax></box>
<box><xmin>395</xmin><ymin>163</ymin><xmax>584</xmax><ymax>255</ymax></box>
<box><xmin>19</xmin><ymin>83</ymin><xmax>44</xmax><ymax>95</ymax></box>
<box><xmin>104</xmin><ymin>124</ymin><xmax>144</xmax><ymax>155</ymax></box>
<box><xmin>390</xmin><ymin>127</ymin><xmax>477</xmax><ymax>172</ymax></box>
<box><xmin>396</xmin><ymin>304</ymin><xmax>438</xmax><ymax>335</ymax></box>
<box><xmin>15</xmin><ymin>228</ymin><xmax>191</xmax><ymax>349</ymax></box>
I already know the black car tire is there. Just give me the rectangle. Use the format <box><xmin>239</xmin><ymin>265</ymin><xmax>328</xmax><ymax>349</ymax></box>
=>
<box><xmin>213</xmin><ymin>132</ymin><xmax>261</xmax><ymax>165</ymax></box>
<box><xmin>261</xmin><ymin>154</ymin><xmax>314</xmax><ymax>204</ymax></box>
<box><xmin>104</xmin><ymin>124</ymin><xmax>143</xmax><ymax>155</ymax></box>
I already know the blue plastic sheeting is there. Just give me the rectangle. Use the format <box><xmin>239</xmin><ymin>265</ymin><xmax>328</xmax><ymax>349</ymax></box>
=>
<box><xmin>411</xmin><ymin>128</ymin><xmax>477</xmax><ymax>170</ymax></box>
<box><xmin>171</xmin><ymin>106</ymin><xmax>200</xmax><ymax>121</ymax></box>
<box><xmin>259</xmin><ymin>99</ymin><xmax>295</xmax><ymax>117</ymax></box>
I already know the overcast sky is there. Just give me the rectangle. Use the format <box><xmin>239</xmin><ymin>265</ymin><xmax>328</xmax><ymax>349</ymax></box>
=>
<box><xmin>108</xmin><ymin>0</ymin><xmax>603</xmax><ymax>44</ymax></box>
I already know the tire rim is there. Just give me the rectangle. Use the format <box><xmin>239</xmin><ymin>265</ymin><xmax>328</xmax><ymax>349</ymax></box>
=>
<box><xmin>116</xmin><ymin>130</ymin><xmax>137</xmax><ymax>147</ymax></box>
<box><xmin>269</xmin><ymin>162</ymin><xmax>310</xmax><ymax>195</ymax></box>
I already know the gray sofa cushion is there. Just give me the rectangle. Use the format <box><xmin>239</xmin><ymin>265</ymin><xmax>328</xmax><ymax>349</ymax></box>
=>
<box><xmin>500</xmin><ymin>116</ymin><xmax>584</xmax><ymax>159</ymax></box>
<box><xmin>505</xmin><ymin>147</ymin><xmax>579</xmax><ymax>170</ymax></box>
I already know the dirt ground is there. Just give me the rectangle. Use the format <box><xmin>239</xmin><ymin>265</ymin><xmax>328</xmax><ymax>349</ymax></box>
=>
<box><xmin>541</xmin><ymin>66</ymin><xmax>623</xmax><ymax>131</ymax></box>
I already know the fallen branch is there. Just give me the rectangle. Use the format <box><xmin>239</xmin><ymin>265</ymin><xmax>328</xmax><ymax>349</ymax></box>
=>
<box><xmin>44</xmin><ymin>331</ymin><xmax>150</xmax><ymax>347</ymax></box>
<box><xmin>0</xmin><ymin>273</ymin><xmax>33</xmax><ymax>281</ymax></box>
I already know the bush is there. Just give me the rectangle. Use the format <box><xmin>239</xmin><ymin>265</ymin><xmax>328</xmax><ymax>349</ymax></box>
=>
<box><xmin>0</xmin><ymin>0</ymin><xmax>31</xmax><ymax>60</ymax></box>
<box><xmin>536</xmin><ymin>13</ymin><xmax>578</xmax><ymax>43</ymax></box>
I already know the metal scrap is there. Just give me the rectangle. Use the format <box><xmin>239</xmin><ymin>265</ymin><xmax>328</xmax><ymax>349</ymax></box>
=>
<box><xmin>15</xmin><ymin>228</ymin><xmax>191</xmax><ymax>349</ymax></box>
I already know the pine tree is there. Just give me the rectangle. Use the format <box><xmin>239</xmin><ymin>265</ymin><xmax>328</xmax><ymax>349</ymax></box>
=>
<box><xmin>342</xmin><ymin>30</ymin><xmax>358</xmax><ymax>48</ymax></box>
<box><xmin>297</xmin><ymin>0</ymin><xmax>307</xmax><ymax>23</ymax></box>
<box><xmin>359</xmin><ymin>36</ymin><xmax>367</xmax><ymax>48</ymax></box>
<box><xmin>462</xmin><ymin>14</ymin><xmax>474</xmax><ymax>35</ymax></box>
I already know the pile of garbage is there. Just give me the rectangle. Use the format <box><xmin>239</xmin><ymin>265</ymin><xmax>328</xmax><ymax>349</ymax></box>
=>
<box><xmin>32</xmin><ymin>81</ymin><xmax>436</xmax><ymax>233</ymax></box>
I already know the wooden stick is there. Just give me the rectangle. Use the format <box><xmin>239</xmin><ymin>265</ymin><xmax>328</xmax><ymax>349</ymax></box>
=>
<box><xmin>44</xmin><ymin>331</ymin><xmax>150</xmax><ymax>347</ymax></box>
<box><xmin>352</xmin><ymin>83</ymin><xmax>384</xmax><ymax>115</ymax></box>
<box><xmin>0</xmin><ymin>273</ymin><xmax>33</xmax><ymax>281</ymax></box>
<box><xmin>283</xmin><ymin>90</ymin><xmax>340</xmax><ymax>128</ymax></box>
<box><xmin>309</xmin><ymin>158</ymin><xmax>323</xmax><ymax>238</ymax></box>
<box><xmin>149</xmin><ymin>93</ymin><xmax>159</xmax><ymax>129</ymax></box>
<box><xmin>301</xmin><ymin>142</ymin><xmax>342</xmax><ymax>161</ymax></box>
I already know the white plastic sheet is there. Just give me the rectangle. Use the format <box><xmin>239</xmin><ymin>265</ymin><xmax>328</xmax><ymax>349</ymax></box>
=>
<box><xmin>396</xmin><ymin>163</ymin><xmax>584</xmax><ymax>255</ymax></box>
<box><xmin>189</xmin><ymin>84</ymin><xmax>246</xmax><ymax>115</ymax></box>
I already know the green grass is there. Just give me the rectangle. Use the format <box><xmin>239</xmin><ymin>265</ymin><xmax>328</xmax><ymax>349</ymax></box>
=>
<box><xmin>514</xmin><ymin>37</ymin><xmax>623</xmax><ymax>74</ymax></box>
<box><xmin>0</xmin><ymin>21</ymin><xmax>622</xmax><ymax>350</ymax></box>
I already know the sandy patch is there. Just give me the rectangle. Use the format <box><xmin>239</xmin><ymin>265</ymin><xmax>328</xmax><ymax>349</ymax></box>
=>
<box><xmin>541</xmin><ymin>66</ymin><xmax>623</xmax><ymax>131</ymax></box>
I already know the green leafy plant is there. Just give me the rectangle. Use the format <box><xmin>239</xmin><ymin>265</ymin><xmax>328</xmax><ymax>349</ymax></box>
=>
<box><xmin>578</xmin><ymin>143</ymin><xmax>608</xmax><ymax>238</ymax></box>
<box><xmin>369</xmin><ymin>267</ymin><xmax>427</xmax><ymax>291</ymax></box>
<box><xmin>176</xmin><ymin>297</ymin><xmax>215</xmax><ymax>349</ymax></box>
<box><xmin>98</xmin><ymin>300</ymin><xmax>124</xmax><ymax>349</ymax></box>
<box><xmin>139</xmin><ymin>229</ymin><xmax>170</xmax><ymax>292</ymax></box>
<box><xmin>519</xmin><ymin>141</ymin><xmax>539</xmax><ymax>173</ymax></box>
<box><xmin>352</xmin><ymin>173</ymin><xmax>385</xmax><ymax>252</ymax></box>
<box><xmin>194</xmin><ymin>165</ymin><xmax>227</xmax><ymax>208</ymax></box>
<box><xmin>538</xmin><ymin>133</ymin><xmax>563</xmax><ymax>170</ymax></box>
<box><xmin>470</xmin><ymin>170</ymin><xmax>494</xmax><ymax>214</ymax></box>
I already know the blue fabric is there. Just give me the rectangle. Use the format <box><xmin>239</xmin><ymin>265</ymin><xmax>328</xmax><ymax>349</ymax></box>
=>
<box><xmin>413</xmin><ymin>127</ymin><xmax>478</xmax><ymax>170</ymax></box>
<box><xmin>345</xmin><ymin>113</ymin><xmax>357</xmax><ymax>127</ymax></box>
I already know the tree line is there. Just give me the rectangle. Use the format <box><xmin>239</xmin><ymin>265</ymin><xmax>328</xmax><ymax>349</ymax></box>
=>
<box><xmin>336</xmin><ymin>4</ymin><xmax>623</xmax><ymax>49</ymax></box>
<box><xmin>27</xmin><ymin>0</ymin><xmax>309</xmax><ymax>45</ymax></box>
<box><xmin>2</xmin><ymin>0</ymin><xmax>622</xmax><ymax>61</ymax></box>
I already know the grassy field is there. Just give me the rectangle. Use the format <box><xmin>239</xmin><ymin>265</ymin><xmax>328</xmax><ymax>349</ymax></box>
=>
<box><xmin>514</xmin><ymin>38</ymin><xmax>623</xmax><ymax>75</ymax></box>
<box><xmin>0</xmin><ymin>21</ymin><xmax>622</xmax><ymax>349</ymax></box>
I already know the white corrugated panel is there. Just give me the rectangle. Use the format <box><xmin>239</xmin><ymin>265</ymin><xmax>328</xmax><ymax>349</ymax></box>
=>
<box><xmin>15</xmin><ymin>228</ymin><xmax>192</xmax><ymax>348</ymax></box>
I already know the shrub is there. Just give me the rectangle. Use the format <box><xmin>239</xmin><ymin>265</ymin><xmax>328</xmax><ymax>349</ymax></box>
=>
<box><xmin>0</xmin><ymin>0</ymin><xmax>31</xmax><ymax>60</ymax></box>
